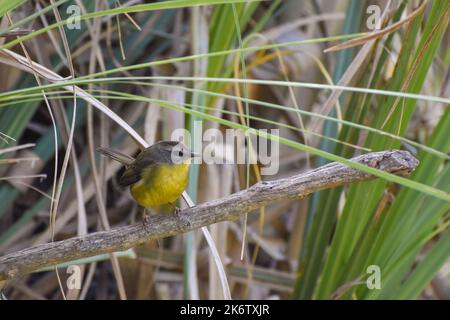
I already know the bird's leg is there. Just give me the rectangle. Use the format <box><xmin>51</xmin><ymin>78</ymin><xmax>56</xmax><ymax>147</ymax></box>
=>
<box><xmin>142</xmin><ymin>208</ymin><xmax>151</xmax><ymax>226</ymax></box>
<box><xmin>169</xmin><ymin>202</ymin><xmax>182</xmax><ymax>216</ymax></box>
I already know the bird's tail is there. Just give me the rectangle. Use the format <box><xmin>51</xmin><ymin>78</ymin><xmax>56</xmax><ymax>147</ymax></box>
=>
<box><xmin>96</xmin><ymin>147</ymin><xmax>135</xmax><ymax>166</ymax></box>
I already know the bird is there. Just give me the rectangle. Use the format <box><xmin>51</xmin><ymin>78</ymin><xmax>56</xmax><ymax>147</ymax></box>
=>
<box><xmin>97</xmin><ymin>141</ymin><xmax>197</xmax><ymax>216</ymax></box>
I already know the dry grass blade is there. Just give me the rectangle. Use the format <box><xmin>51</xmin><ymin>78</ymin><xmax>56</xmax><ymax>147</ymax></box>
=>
<box><xmin>83</xmin><ymin>0</ymin><xmax>127</xmax><ymax>300</ymax></box>
<box><xmin>0</xmin><ymin>143</ymin><xmax>35</xmax><ymax>155</ymax></box>
<box><xmin>46</xmin><ymin>0</ymin><xmax>80</xmax><ymax>300</ymax></box>
<box><xmin>0</xmin><ymin>174</ymin><xmax>47</xmax><ymax>181</ymax></box>
<box><xmin>324</xmin><ymin>2</ymin><xmax>426</xmax><ymax>53</ymax></box>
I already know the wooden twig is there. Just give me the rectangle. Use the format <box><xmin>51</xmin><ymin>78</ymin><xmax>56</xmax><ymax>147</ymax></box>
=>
<box><xmin>0</xmin><ymin>150</ymin><xmax>419</xmax><ymax>282</ymax></box>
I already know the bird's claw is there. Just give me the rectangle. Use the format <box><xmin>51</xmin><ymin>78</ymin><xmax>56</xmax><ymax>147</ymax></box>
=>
<box><xmin>142</xmin><ymin>210</ymin><xmax>151</xmax><ymax>227</ymax></box>
<box><xmin>169</xmin><ymin>202</ymin><xmax>182</xmax><ymax>217</ymax></box>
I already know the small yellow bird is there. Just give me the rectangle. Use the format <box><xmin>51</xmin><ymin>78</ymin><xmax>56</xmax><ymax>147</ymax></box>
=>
<box><xmin>97</xmin><ymin>141</ymin><xmax>196</xmax><ymax>212</ymax></box>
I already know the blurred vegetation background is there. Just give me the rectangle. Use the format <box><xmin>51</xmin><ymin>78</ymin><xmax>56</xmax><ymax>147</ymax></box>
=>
<box><xmin>0</xmin><ymin>0</ymin><xmax>449</xmax><ymax>300</ymax></box>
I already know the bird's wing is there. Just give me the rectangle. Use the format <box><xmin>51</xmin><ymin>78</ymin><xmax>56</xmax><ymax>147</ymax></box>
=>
<box><xmin>118</xmin><ymin>158</ymin><xmax>158</xmax><ymax>187</ymax></box>
<box><xmin>119</xmin><ymin>166</ymin><xmax>142</xmax><ymax>187</ymax></box>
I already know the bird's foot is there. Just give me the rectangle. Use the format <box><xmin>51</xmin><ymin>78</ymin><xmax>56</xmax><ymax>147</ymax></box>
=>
<box><xmin>142</xmin><ymin>209</ymin><xmax>151</xmax><ymax>227</ymax></box>
<box><xmin>169</xmin><ymin>202</ymin><xmax>182</xmax><ymax>217</ymax></box>
<box><xmin>142</xmin><ymin>215</ymin><xmax>151</xmax><ymax>226</ymax></box>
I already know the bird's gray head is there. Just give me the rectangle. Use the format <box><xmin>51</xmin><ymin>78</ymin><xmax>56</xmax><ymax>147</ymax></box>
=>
<box><xmin>141</xmin><ymin>140</ymin><xmax>198</xmax><ymax>165</ymax></box>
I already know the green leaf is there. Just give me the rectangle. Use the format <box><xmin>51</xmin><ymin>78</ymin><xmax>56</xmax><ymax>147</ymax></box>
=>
<box><xmin>0</xmin><ymin>0</ymin><xmax>25</xmax><ymax>18</ymax></box>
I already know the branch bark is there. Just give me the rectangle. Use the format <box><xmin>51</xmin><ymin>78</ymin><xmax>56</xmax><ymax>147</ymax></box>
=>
<box><xmin>0</xmin><ymin>150</ymin><xmax>419</xmax><ymax>281</ymax></box>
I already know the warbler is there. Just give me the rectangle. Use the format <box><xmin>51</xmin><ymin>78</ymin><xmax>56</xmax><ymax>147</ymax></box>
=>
<box><xmin>97</xmin><ymin>141</ymin><xmax>196</xmax><ymax>212</ymax></box>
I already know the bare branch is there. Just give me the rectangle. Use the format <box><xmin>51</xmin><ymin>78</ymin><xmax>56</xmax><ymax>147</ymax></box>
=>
<box><xmin>0</xmin><ymin>150</ymin><xmax>419</xmax><ymax>281</ymax></box>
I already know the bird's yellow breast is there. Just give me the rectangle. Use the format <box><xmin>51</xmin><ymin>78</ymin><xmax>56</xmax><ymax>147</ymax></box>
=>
<box><xmin>130</xmin><ymin>162</ymin><xmax>190</xmax><ymax>207</ymax></box>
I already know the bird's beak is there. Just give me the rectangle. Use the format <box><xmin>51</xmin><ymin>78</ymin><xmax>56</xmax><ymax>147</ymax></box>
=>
<box><xmin>190</xmin><ymin>151</ymin><xmax>200</xmax><ymax>158</ymax></box>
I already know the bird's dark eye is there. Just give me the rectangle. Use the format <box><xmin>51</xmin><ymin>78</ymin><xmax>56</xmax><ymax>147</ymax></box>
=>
<box><xmin>178</xmin><ymin>150</ymin><xmax>183</xmax><ymax>157</ymax></box>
